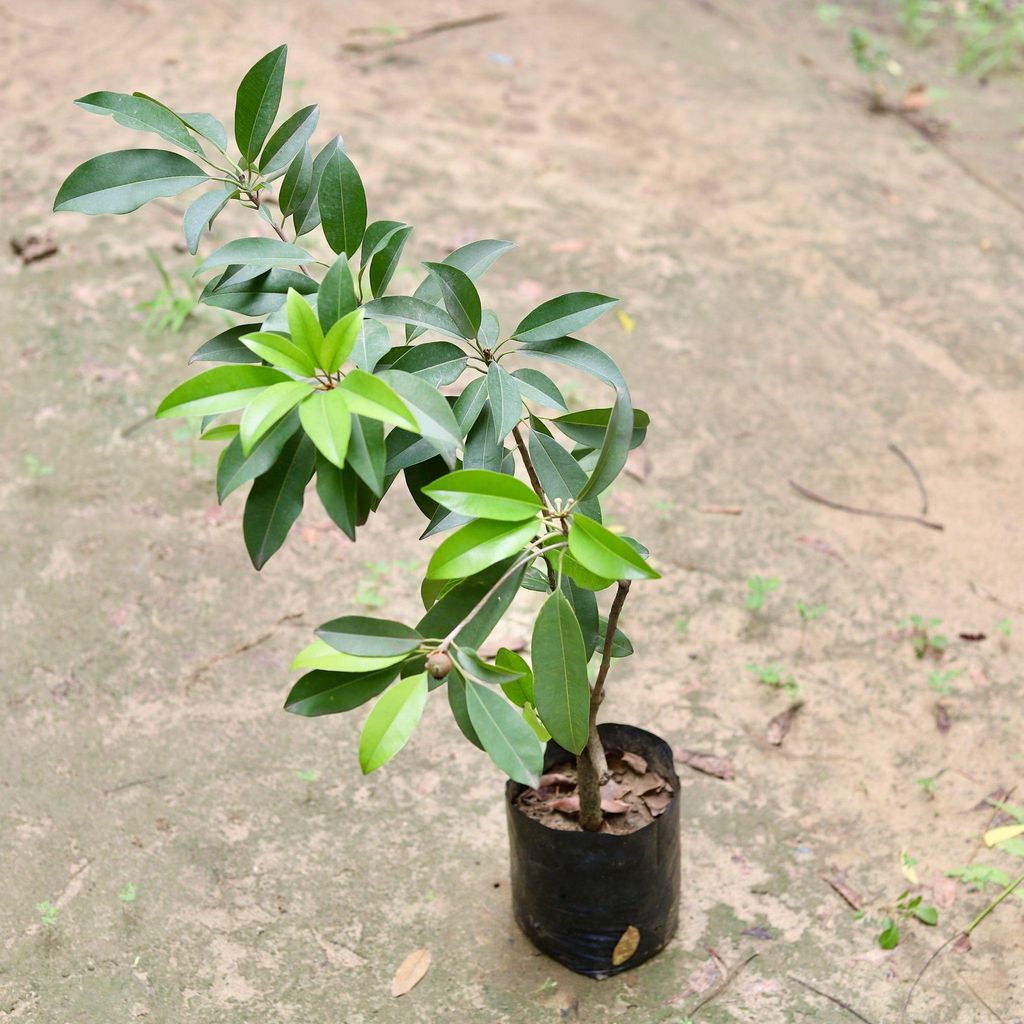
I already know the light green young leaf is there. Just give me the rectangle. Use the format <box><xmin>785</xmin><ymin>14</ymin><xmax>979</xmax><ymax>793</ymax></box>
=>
<box><xmin>240</xmin><ymin>380</ymin><xmax>311</xmax><ymax>453</ymax></box>
<box><xmin>426</xmin><ymin>517</ymin><xmax>540</xmax><ymax>580</ymax></box>
<box><xmin>321</xmin><ymin>308</ymin><xmax>363</xmax><ymax>374</ymax></box>
<box><xmin>239</xmin><ymin>331</ymin><xmax>318</xmax><ymax>377</ymax></box>
<box><xmin>338</xmin><ymin>369</ymin><xmax>418</xmax><ymax>431</ymax></box>
<box><xmin>358</xmin><ymin>673</ymin><xmax>429</xmax><ymax>774</ymax></box>
<box><xmin>290</xmin><ymin>638</ymin><xmax>406</xmax><ymax>673</ymax></box>
<box><xmin>299</xmin><ymin>389</ymin><xmax>351</xmax><ymax>468</ymax></box>
<box><xmin>568</xmin><ymin>513</ymin><xmax>659</xmax><ymax>581</ymax></box>
<box><xmin>286</xmin><ymin>287</ymin><xmax>325</xmax><ymax>365</ymax></box>
<box><xmin>422</xmin><ymin>469</ymin><xmax>541</xmax><ymax>521</ymax></box>
<box><xmin>155</xmin><ymin>365</ymin><xmax>289</xmax><ymax>419</ymax></box>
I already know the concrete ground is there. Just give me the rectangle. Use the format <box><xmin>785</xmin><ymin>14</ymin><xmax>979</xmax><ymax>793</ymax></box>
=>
<box><xmin>1</xmin><ymin>0</ymin><xmax>1022</xmax><ymax>1020</ymax></box>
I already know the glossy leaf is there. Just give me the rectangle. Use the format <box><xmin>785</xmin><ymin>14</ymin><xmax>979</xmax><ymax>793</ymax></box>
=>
<box><xmin>338</xmin><ymin>369</ymin><xmax>418</xmax><ymax>432</ymax></box>
<box><xmin>279</xmin><ymin>143</ymin><xmax>312</xmax><ymax>216</ymax></box>
<box><xmin>318</xmin><ymin>149</ymin><xmax>367</xmax><ymax>256</ymax></box>
<box><xmin>291</xmin><ymin>136</ymin><xmax>341</xmax><ymax>236</ymax></box>
<box><xmin>426</xmin><ymin>517</ymin><xmax>540</xmax><ymax>580</ymax></box>
<box><xmin>553</xmin><ymin>406</ymin><xmax>649</xmax><ymax>450</ymax></box>
<box><xmin>562</xmin><ymin>576</ymin><xmax>600</xmax><ymax>660</ymax></box>
<box><xmin>380</xmin><ymin>342</ymin><xmax>467</xmax><ymax>387</ymax></box>
<box><xmin>576</xmin><ymin>387</ymin><xmax>634</xmax><ymax>501</ymax></box>
<box><xmin>370</xmin><ymin>225</ymin><xmax>412</xmax><ymax>298</ymax></box>
<box><xmin>376</xmin><ymin>370</ymin><xmax>461</xmax><ymax>466</ymax></box>
<box><xmin>599</xmin><ymin>617</ymin><xmax>634</xmax><ymax>658</ymax></box>
<box><xmin>240</xmin><ymin>380</ymin><xmax>311</xmax><ymax>453</ymax></box>
<box><xmin>454</xmin><ymin>376</ymin><xmax>488</xmax><ymax>435</ymax></box>
<box><xmin>239</xmin><ymin>331</ymin><xmax>317</xmax><ymax>377</ymax></box>
<box><xmin>321</xmin><ymin>309</ymin><xmax>362</xmax><ymax>374</ymax></box>
<box><xmin>75</xmin><ymin>91</ymin><xmax>203</xmax><ymax>153</ymax></box>
<box><xmin>531</xmin><ymin>590</ymin><xmax>590</xmax><ymax>754</ymax></box>
<box><xmin>315</xmin><ymin>457</ymin><xmax>359</xmax><ymax>540</ymax></box>
<box><xmin>447</xmin><ymin>670</ymin><xmax>483</xmax><ymax>749</ymax></box>
<box><xmin>195</xmin><ymin>237</ymin><xmax>310</xmax><ymax>277</ymax></box>
<box><xmin>360</xmin><ymin>220</ymin><xmax>406</xmax><ymax>271</ymax></box>
<box><xmin>466</xmin><ymin>680</ymin><xmax>543</xmax><ymax>787</ymax></box>
<box><xmin>317</xmin><ymin>615</ymin><xmax>422</xmax><ymax>658</ymax></box>
<box><xmin>358</xmin><ymin>672</ymin><xmax>429</xmax><ymax>773</ymax></box>
<box><xmin>463</xmin><ymin>405</ymin><xmax>505</xmax><ymax>472</ymax></box>
<box><xmin>183</xmin><ymin>188</ymin><xmax>230</xmax><ymax>255</ymax></box>
<box><xmin>486</xmin><ymin>362</ymin><xmax>522</xmax><ymax>442</ymax></box>
<box><xmin>200</xmin><ymin>267</ymin><xmax>315</xmax><ymax>316</ymax></box>
<box><xmin>199</xmin><ymin>424</ymin><xmax>239</xmax><ymax>442</ymax></box>
<box><xmin>511</xmin><ymin>368</ymin><xmax>568</xmax><ymax>411</ymax></box>
<box><xmin>155</xmin><ymin>365</ymin><xmax>289</xmax><ymax>419</ymax></box>
<box><xmin>352</xmin><ymin>318</ymin><xmax>391</xmax><ymax>372</ymax></box>
<box><xmin>291</xmin><ymin>638</ymin><xmax>406</xmax><ymax>673</ymax></box>
<box><xmin>451</xmin><ymin>647</ymin><xmax>526</xmax><ymax>687</ymax></box>
<box><xmin>496</xmin><ymin>648</ymin><xmax>535</xmax><ymax>707</ymax></box>
<box><xmin>513</xmin><ymin>292</ymin><xmax>617</xmax><ymax>343</ymax></box>
<box><xmin>568</xmin><ymin>513</ymin><xmax>659</xmax><ymax>581</ymax></box>
<box><xmin>54</xmin><ymin>149</ymin><xmax>209</xmax><ymax>215</ymax></box>
<box><xmin>518</xmin><ymin>335</ymin><xmax>625</xmax><ymax>389</ymax></box>
<box><xmin>242</xmin><ymin>431</ymin><xmax>315</xmax><ymax>569</ymax></box>
<box><xmin>234</xmin><ymin>44</ymin><xmax>287</xmax><ymax>163</ymax></box>
<box><xmin>281</xmin><ymin>287</ymin><xmax>321</xmax><ymax>365</ymax></box>
<box><xmin>216</xmin><ymin>408</ymin><xmax>300</xmax><ymax>501</ymax></box>
<box><xmin>422</xmin><ymin>469</ymin><xmax>541</xmax><ymax>521</ymax></box>
<box><xmin>298</xmin><ymin>389</ymin><xmax>350</xmax><ymax>467</ymax></box>
<box><xmin>189</xmin><ymin>323</ymin><xmax>263</xmax><ymax>364</ymax></box>
<box><xmin>423</xmin><ymin>262</ymin><xmax>481</xmax><ymax>339</ymax></box>
<box><xmin>522</xmin><ymin>703</ymin><xmax>551</xmax><ymax>742</ymax></box>
<box><xmin>364</xmin><ymin>296</ymin><xmax>463</xmax><ymax>340</ymax></box>
<box><xmin>317</xmin><ymin>253</ymin><xmax>358</xmax><ymax>333</ymax></box>
<box><xmin>178</xmin><ymin>111</ymin><xmax>227</xmax><ymax>151</ymax></box>
<box><xmin>346</xmin><ymin>415</ymin><xmax>386</xmax><ymax>495</ymax></box>
<box><xmin>284</xmin><ymin>664</ymin><xmax>400</xmax><ymax>717</ymax></box>
<box><xmin>259</xmin><ymin>104</ymin><xmax>319</xmax><ymax>178</ymax></box>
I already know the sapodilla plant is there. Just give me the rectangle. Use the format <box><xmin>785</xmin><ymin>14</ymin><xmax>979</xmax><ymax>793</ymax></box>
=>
<box><xmin>54</xmin><ymin>45</ymin><xmax>659</xmax><ymax>833</ymax></box>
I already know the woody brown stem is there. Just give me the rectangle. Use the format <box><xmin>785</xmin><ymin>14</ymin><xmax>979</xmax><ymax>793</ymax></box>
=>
<box><xmin>512</xmin><ymin>423</ymin><xmax>557</xmax><ymax>591</ymax></box>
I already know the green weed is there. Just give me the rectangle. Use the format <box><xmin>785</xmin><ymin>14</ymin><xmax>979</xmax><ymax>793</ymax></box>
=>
<box><xmin>745</xmin><ymin>575</ymin><xmax>780</xmax><ymax>611</ymax></box>
<box><xmin>24</xmin><ymin>454</ymin><xmax>55</xmax><ymax>479</ymax></box>
<box><xmin>37</xmin><ymin>901</ymin><xmax>59</xmax><ymax>927</ymax></box>
<box><xmin>928</xmin><ymin>668</ymin><xmax>961</xmax><ymax>696</ymax></box>
<box><xmin>878</xmin><ymin>890</ymin><xmax>939</xmax><ymax>948</ymax></box>
<box><xmin>746</xmin><ymin>662</ymin><xmax>800</xmax><ymax>699</ymax></box>
<box><xmin>136</xmin><ymin>250</ymin><xmax>201</xmax><ymax>333</ymax></box>
<box><xmin>901</xmin><ymin>615</ymin><xmax>948</xmax><ymax>658</ymax></box>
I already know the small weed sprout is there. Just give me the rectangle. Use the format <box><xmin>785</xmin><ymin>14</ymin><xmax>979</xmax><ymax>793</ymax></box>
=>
<box><xmin>899</xmin><ymin>0</ymin><xmax>945</xmax><ymax>45</ymax></box>
<box><xmin>295</xmin><ymin>768</ymin><xmax>320</xmax><ymax>782</ymax></box>
<box><xmin>796</xmin><ymin>601</ymin><xmax>827</xmax><ymax>623</ymax></box>
<box><xmin>917</xmin><ymin>776</ymin><xmax>936</xmax><ymax>799</ymax></box>
<box><xmin>901</xmin><ymin>615</ymin><xmax>948</xmax><ymax>658</ymax></box>
<box><xmin>996</xmin><ymin>617</ymin><xmax>1012</xmax><ymax>638</ymax></box>
<box><xmin>37</xmin><ymin>901</ymin><xmax>59</xmax><ymax>927</ymax></box>
<box><xmin>928</xmin><ymin>668</ymin><xmax>961</xmax><ymax>696</ymax></box>
<box><xmin>745</xmin><ymin>575</ymin><xmax>780</xmax><ymax>611</ymax></box>
<box><xmin>878</xmin><ymin>890</ymin><xmax>939</xmax><ymax>949</ymax></box>
<box><xmin>24</xmin><ymin>454</ymin><xmax>55</xmax><ymax>479</ymax></box>
<box><xmin>746</xmin><ymin>662</ymin><xmax>800</xmax><ymax>699</ymax></box>
<box><xmin>118</xmin><ymin>883</ymin><xmax>138</xmax><ymax>903</ymax></box>
<box><xmin>136</xmin><ymin>250</ymin><xmax>202</xmax><ymax>334</ymax></box>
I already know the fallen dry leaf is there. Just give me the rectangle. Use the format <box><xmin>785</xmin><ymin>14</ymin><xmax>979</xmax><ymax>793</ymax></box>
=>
<box><xmin>544</xmin><ymin>795</ymin><xmax>629</xmax><ymax>815</ymax></box>
<box><xmin>697</xmin><ymin>504</ymin><xmax>742</xmax><ymax>516</ymax></box>
<box><xmin>796</xmin><ymin>534</ymin><xmax>848</xmax><ymax>566</ymax></box>
<box><xmin>618</xmin><ymin>751</ymin><xmax>648</xmax><ymax>775</ymax></box>
<box><xmin>642</xmin><ymin>790</ymin><xmax>672</xmax><ymax>816</ymax></box>
<box><xmin>952</xmin><ymin>932</ymin><xmax>972</xmax><ymax>954</ymax></box>
<box><xmin>901</xmin><ymin>84</ymin><xmax>930</xmax><ymax>111</ymax></box>
<box><xmin>611</xmin><ymin>925</ymin><xmax>640</xmax><ymax>966</ymax></box>
<box><xmin>630</xmin><ymin>771</ymin><xmax>668</xmax><ymax>796</ymax></box>
<box><xmin>390</xmin><ymin>948</ymin><xmax>431</xmax><ymax>997</ymax></box>
<box><xmin>934</xmin><ymin>701</ymin><xmax>952</xmax><ymax>734</ymax></box>
<box><xmin>684</xmin><ymin>955</ymin><xmax>721</xmax><ymax>996</ymax></box>
<box><xmin>678</xmin><ymin>749</ymin><xmax>734</xmax><ymax>780</ymax></box>
<box><xmin>11</xmin><ymin>232</ymin><xmax>58</xmax><ymax>264</ymax></box>
<box><xmin>537</xmin><ymin>772</ymin><xmax>575</xmax><ymax>790</ymax></box>
<box><xmin>823</xmin><ymin>871</ymin><xmax>863</xmax><ymax>910</ymax></box>
<box><xmin>972</xmin><ymin>787</ymin><xmax>1012</xmax><ymax>812</ymax></box>
<box><xmin>765</xmin><ymin>701</ymin><xmax>804</xmax><ymax>746</ymax></box>
<box><xmin>931</xmin><ymin>871</ymin><xmax>957</xmax><ymax>910</ymax></box>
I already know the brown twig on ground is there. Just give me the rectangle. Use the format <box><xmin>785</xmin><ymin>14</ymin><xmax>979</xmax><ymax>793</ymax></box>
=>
<box><xmin>684</xmin><ymin>951</ymin><xmax>758</xmax><ymax>1018</ymax></box>
<box><xmin>788</xmin><ymin>480</ymin><xmax>944</xmax><ymax>531</ymax></box>
<box><xmin>956</xmin><ymin>972</ymin><xmax>1008</xmax><ymax>1023</ymax></box>
<box><xmin>187</xmin><ymin>611</ymin><xmax>305</xmax><ymax>685</ymax></box>
<box><xmin>888</xmin><ymin>442</ymin><xmax>929</xmax><ymax>515</ymax></box>
<box><xmin>788</xmin><ymin>975</ymin><xmax>877</xmax><ymax>1023</ymax></box>
<box><xmin>342</xmin><ymin>13</ymin><xmax>505</xmax><ymax>53</ymax></box>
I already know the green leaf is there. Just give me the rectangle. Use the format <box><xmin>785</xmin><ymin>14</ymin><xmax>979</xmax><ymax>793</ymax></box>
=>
<box><xmin>216</xmin><ymin>408</ymin><xmax>300</xmax><ymax>501</ymax></box>
<box><xmin>189</xmin><ymin>323</ymin><xmax>264</xmax><ymax>364</ymax></box>
<box><xmin>358</xmin><ymin>672</ymin><xmax>429</xmax><ymax>773</ymax></box>
<box><xmin>878</xmin><ymin>919</ymin><xmax>900</xmax><ymax>950</ymax></box>
<box><xmin>479</xmin><ymin>310</ymin><xmax>500</xmax><ymax>348</ymax></box>
<box><xmin>259</xmin><ymin>104</ymin><xmax>319</xmax><ymax>178</ymax></box>
<box><xmin>200</xmin><ymin>267</ymin><xmax>315</xmax><ymax>316</ymax></box>
<box><xmin>234</xmin><ymin>44</ymin><xmax>287</xmax><ymax>164</ymax></box>
<box><xmin>452</xmin><ymin>647</ymin><xmax>526</xmax><ymax>686</ymax></box>
<box><xmin>242</xmin><ymin>431</ymin><xmax>315</xmax><ymax>569</ymax></box>
<box><xmin>496</xmin><ymin>648</ymin><xmax>535</xmax><ymax>706</ymax></box>
<box><xmin>407</xmin><ymin>239</ymin><xmax>514</xmax><ymax>342</ymax></box>
<box><xmin>337</xmin><ymin>369</ymin><xmax>418</xmax><ymax>431</ymax></box>
<box><xmin>299</xmin><ymin>389</ymin><xmax>351</xmax><ymax>467</ymax></box>
<box><xmin>558</xmin><ymin>551</ymin><xmax>615</xmax><ymax>593</ymax></box>
<box><xmin>320</xmin><ymin>309</ymin><xmax>362</xmax><ymax>375</ymax></box>
<box><xmin>364</xmin><ymin>296</ymin><xmax>463</xmax><ymax>340</ymax></box>
<box><xmin>423</xmin><ymin>469</ymin><xmax>541</xmax><ymax>521</ymax></box>
<box><xmin>317</xmin><ymin>255</ymin><xmax>359</xmax><ymax>334</ymax></box>
<box><xmin>156</xmin><ymin>365</ymin><xmax>289</xmax><ymax>419</ymax></box>
<box><xmin>195</xmin><ymin>237</ymin><xmax>311</xmax><ymax>277</ymax></box>
<box><xmin>513</xmin><ymin>292</ymin><xmax>617</xmax><ymax>343</ymax></box>
<box><xmin>240</xmin><ymin>380</ymin><xmax>311</xmax><ymax>453</ymax></box>
<box><xmin>360</xmin><ymin>220</ymin><xmax>406</xmax><ymax>271</ymax></box>
<box><xmin>239</xmin><ymin>331</ymin><xmax>317</xmax><ymax>377</ymax></box>
<box><xmin>601</xmin><ymin>616</ymin><xmax>634</xmax><ymax>657</ymax></box>
<box><xmin>576</xmin><ymin>387</ymin><xmax>635</xmax><ymax>501</ymax></box>
<box><xmin>426</xmin><ymin>518</ymin><xmax>540</xmax><ymax>580</ymax></box>
<box><xmin>200</xmin><ymin>424</ymin><xmax>239</xmax><ymax>442</ymax></box>
<box><xmin>522</xmin><ymin>703</ymin><xmax>550</xmax><ymax>742</ymax></box>
<box><xmin>352</xmin><ymin>318</ymin><xmax>391</xmax><ymax>372</ymax></box>
<box><xmin>914</xmin><ymin>905</ymin><xmax>939</xmax><ymax>926</ymax></box>
<box><xmin>526</xmin><ymin>430</ymin><xmax>600</xmax><ymax>517</ymax></box>
<box><xmin>423</xmin><ymin>262</ymin><xmax>482</xmax><ymax>339</ymax></box>
<box><xmin>317</xmin><ymin>615</ymin><xmax>423</xmax><ymax>657</ymax></box>
<box><xmin>291</xmin><ymin>136</ymin><xmax>341</xmax><ymax>236</ymax></box>
<box><xmin>54</xmin><ymin>149</ymin><xmax>209</xmax><ymax>215</ymax></box>
<box><xmin>315</xmin><ymin>457</ymin><xmax>359</xmax><ymax>540</ymax></box>
<box><xmin>346</xmin><ymin>415</ymin><xmax>386</xmax><ymax>495</ymax></box>
<box><xmin>286</xmin><ymin>287</ymin><xmax>324</xmax><ymax>364</ymax></box>
<box><xmin>279</xmin><ymin>143</ymin><xmax>312</xmax><ymax>217</ymax></box>
<box><xmin>318</xmin><ymin>149</ymin><xmax>367</xmax><ymax>256</ymax></box>
<box><xmin>454</xmin><ymin>376</ymin><xmax>488</xmax><ymax>435</ymax></box>
<box><xmin>466</xmin><ymin>680</ymin><xmax>543</xmax><ymax>786</ymax></box>
<box><xmin>379</xmin><ymin>342</ymin><xmax>468</xmax><ymax>387</ymax></box>
<box><xmin>285</xmin><ymin>664</ymin><xmax>400</xmax><ymax>717</ymax></box>
<box><xmin>183</xmin><ymin>188</ymin><xmax>230</xmax><ymax>255</ymax></box>
<box><xmin>463</xmin><ymin>404</ymin><xmax>505</xmax><ymax>472</ymax></box>
<box><xmin>376</xmin><ymin>370</ymin><xmax>462</xmax><ymax>466</ymax></box>
<box><xmin>291</xmin><ymin>638</ymin><xmax>407</xmax><ymax>673</ymax></box>
<box><xmin>531</xmin><ymin>590</ymin><xmax>591</xmax><ymax>754</ymax></box>
<box><xmin>511</xmin><ymin>368</ymin><xmax>568</xmax><ymax>411</ymax></box>
<box><xmin>486</xmin><ymin>362</ymin><xmax>522</xmax><ymax>443</ymax></box>
<box><xmin>569</xmin><ymin>513</ymin><xmax>659</xmax><ymax>581</ymax></box>
<box><xmin>447</xmin><ymin>669</ymin><xmax>483</xmax><ymax>749</ymax></box>
<box><xmin>74</xmin><ymin>91</ymin><xmax>203</xmax><ymax>153</ymax></box>
<box><xmin>562</xmin><ymin>576</ymin><xmax>600</xmax><ymax>660</ymax></box>
<box><xmin>370</xmin><ymin>226</ymin><xmax>412</xmax><ymax>298</ymax></box>
<box><xmin>518</xmin><ymin>336</ymin><xmax>625</xmax><ymax>389</ymax></box>
<box><xmin>553</xmin><ymin>407</ymin><xmax>649</xmax><ymax>450</ymax></box>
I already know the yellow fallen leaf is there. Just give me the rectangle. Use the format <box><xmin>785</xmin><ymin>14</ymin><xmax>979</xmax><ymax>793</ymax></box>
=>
<box><xmin>984</xmin><ymin>823</ymin><xmax>1024</xmax><ymax>848</ymax></box>
<box><xmin>611</xmin><ymin>925</ymin><xmax>640</xmax><ymax>966</ymax></box>
<box><xmin>390</xmin><ymin>948</ymin><xmax>431</xmax><ymax>997</ymax></box>
<box><xmin>615</xmin><ymin>310</ymin><xmax>635</xmax><ymax>335</ymax></box>
<box><xmin>900</xmin><ymin>849</ymin><xmax>919</xmax><ymax>885</ymax></box>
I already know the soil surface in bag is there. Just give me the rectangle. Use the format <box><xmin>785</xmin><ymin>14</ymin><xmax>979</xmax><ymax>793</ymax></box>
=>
<box><xmin>515</xmin><ymin>748</ymin><xmax>674</xmax><ymax>835</ymax></box>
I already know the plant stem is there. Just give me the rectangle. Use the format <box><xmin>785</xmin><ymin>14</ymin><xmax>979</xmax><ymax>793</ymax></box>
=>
<box><xmin>511</xmin><ymin>424</ymin><xmax>557</xmax><ymax>590</ymax></box>
<box><xmin>578</xmin><ymin>579</ymin><xmax>631</xmax><ymax>832</ymax></box>
<box><xmin>964</xmin><ymin>870</ymin><xmax>1024</xmax><ymax>935</ymax></box>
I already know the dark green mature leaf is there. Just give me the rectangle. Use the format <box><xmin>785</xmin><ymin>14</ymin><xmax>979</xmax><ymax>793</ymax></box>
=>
<box><xmin>234</xmin><ymin>44</ymin><xmax>287</xmax><ymax>164</ymax></box>
<box><xmin>216</xmin><ymin>408</ymin><xmax>300</xmax><ymax>501</ymax></box>
<box><xmin>183</xmin><ymin>188</ymin><xmax>231</xmax><ymax>255</ymax></box>
<box><xmin>200</xmin><ymin>267</ymin><xmax>315</xmax><ymax>315</ymax></box>
<box><xmin>454</xmin><ymin>376</ymin><xmax>488</xmax><ymax>435</ymax></box>
<box><xmin>569</xmin><ymin>513</ymin><xmax>659</xmax><ymax>580</ymax></box>
<box><xmin>447</xmin><ymin>669</ymin><xmax>483</xmax><ymax>749</ymax></box>
<box><xmin>385</xmin><ymin>429</ymin><xmax>438</xmax><ymax>475</ymax></box>
<box><xmin>452</xmin><ymin>647</ymin><xmax>525</xmax><ymax>687</ymax></box>
<box><xmin>426</xmin><ymin>517</ymin><xmax>540</xmax><ymax>580</ymax></box>
<box><xmin>527</xmin><ymin>429</ymin><xmax>585</xmax><ymax>503</ymax></box>
<box><xmin>54</xmin><ymin>149</ymin><xmax>209</xmax><ymax>215</ymax></box>
<box><xmin>318</xmin><ymin>615</ymin><xmax>422</xmax><ymax>657</ymax></box>
<box><xmin>284</xmin><ymin>663</ymin><xmax>400</xmax><ymax>717</ymax></box>
<box><xmin>576</xmin><ymin>387</ymin><xmax>634</xmax><ymax>501</ymax></box>
<box><xmin>407</xmin><ymin>239</ymin><xmax>514</xmax><ymax>342</ymax></box>
<box><xmin>599</xmin><ymin>616</ymin><xmax>634</xmax><ymax>658</ymax></box>
<box><xmin>279</xmin><ymin>143</ymin><xmax>312</xmax><ymax>216</ymax></box>
<box><xmin>358</xmin><ymin>672</ymin><xmax>428</xmax><ymax>774</ymax></box>
<box><xmin>360</xmin><ymin>220</ymin><xmax>406</xmax><ymax>271</ymax></box>
<box><xmin>423</xmin><ymin>262</ymin><xmax>481</xmax><ymax>339</ymax></box>
<box><xmin>423</xmin><ymin>469</ymin><xmax>541</xmax><ymax>521</ymax></box>
<box><xmin>316</xmin><ymin>254</ymin><xmax>358</xmax><ymax>335</ymax></box>
<box><xmin>379</xmin><ymin>342</ymin><xmax>467</xmax><ymax>387</ymax></box>
<box><xmin>195</xmin><ymin>237</ymin><xmax>310</xmax><ymax>277</ymax></box>
<box><xmin>189</xmin><ymin>323</ymin><xmax>263</xmax><ymax>364</ymax></box>
<box><xmin>370</xmin><ymin>226</ymin><xmax>412</xmax><ymax>298</ymax></box>
<box><xmin>364</xmin><ymin>296</ymin><xmax>463</xmax><ymax>340</ymax></box>
<box><xmin>75</xmin><ymin>91</ymin><xmax>203</xmax><ymax>154</ymax></box>
<box><xmin>319</xmin><ymin>149</ymin><xmax>367</xmax><ymax>256</ymax></box>
<box><xmin>259</xmin><ymin>104</ymin><xmax>319</xmax><ymax>178</ymax></box>
<box><xmin>242</xmin><ymin>431</ymin><xmax>315</xmax><ymax>569</ymax></box>
<box><xmin>486</xmin><ymin>363</ymin><xmax>522</xmax><ymax>443</ymax></box>
<box><xmin>345</xmin><ymin>415</ymin><xmax>386</xmax><ymax>496</ymax></box>
<box><xmin>376</xmin><ymin>370</ymin><xmax>461</xmax><ymax>467</ymax></box>
<box><xmin>178</xmin><ymin>111</ymin><xmax>227</xmax><ymax>151</ymax></box>
<box><xmin>155</xmin><ymin>365</ymin><xmax>289</xmax><ymax>419</ymax></box>
<box><xmin>511</xmin><ymin>368</ymin><xmax>568</xmax><ymax>411</ymax></box>
<box><xmin>292</xmin><ymin>136</ymin><xmax>342</xmax><ymax>236</ymax></box>
<box><xmin>405</xmin><ymin>456</ymin><xmax>448</xmax><ymax>521</ymax></box>
<box><xmin>553</xmin><ymin>407</ymin><xmax>649</xmax><ymax>450</ymax></box>
<box><xmin>315</xmin><ymin>456</ymin><xmax>359</xmax><ymax>539</ymax></box>
<box><xmin>463</xmin><ymin>404</ymin><xmax>506</xmax><ymax>472</ymax></box>
<box><xmin>513</xmin><ymin>292</ymin><xmax>617</xmax><ymax>343</ymax></box>
<box><xmin>466</xmin><ymin>680</ymin><xmax>542</xmax><ymax>786</ymax></box>
<box><xmin>531</xmin><ymin>590</ymin><xmax>590</xmax><ymax>754</ymax></box>
<box><xmin>562</xmin><ymin>577</ymin><xmax>600</xmax><ymax>660</ymax></box>
<box><xmin>518</xmin><ymin>336</ymin><xmax>625</xmax><ymax>389</ymax></box>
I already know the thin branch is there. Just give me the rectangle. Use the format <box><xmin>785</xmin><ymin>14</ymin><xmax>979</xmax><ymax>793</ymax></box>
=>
<box><xmin>685</xmin><ymin>952</ymin><xmax>758</xmax><ymax>1018</ymax></box>
<box><xmin>788</xmin><ymin>975</ymin><xmax>877</xmax><ymax>1024</ymax></box>
<box><xmin>789</xmin><ymin>480</ymin><xmax>944</xmax><ymax>531</ymax></box>
<box><xmin>956</xmin><ymin>971</ymin><xmax>1008</xmax><ymax>1023</ymax></box>
<box><xmin>342</xmin><ymin>12</ymin><xmax>505</xmax><ymax>53</ymax></box>
<box><xmin>512</xmin><ymin>424</ymin><xmax>557</xmax><ymax>590</ymax></box>
<box><xmin>888</xmin><ymin>442</ymin><xmax>929</xmax><ymax>515</ymax></box>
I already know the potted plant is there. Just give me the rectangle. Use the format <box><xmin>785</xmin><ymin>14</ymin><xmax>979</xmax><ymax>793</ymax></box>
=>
<box><xmin>54</xmin><ymin>45</ymin><xmax>678</xmax><ymax>978</ymax></box>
